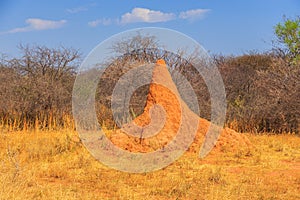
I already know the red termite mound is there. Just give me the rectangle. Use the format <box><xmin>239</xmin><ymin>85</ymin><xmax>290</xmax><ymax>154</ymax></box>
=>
<box><xmin>109</xmin><ymin>59</ymin><xmax>251</xmax><ymax>156</ymax></box>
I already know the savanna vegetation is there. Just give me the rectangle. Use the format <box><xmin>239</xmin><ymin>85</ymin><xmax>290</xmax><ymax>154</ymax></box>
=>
<box><xmin>0</xmin><ymin>16</ymin><xmax>299</xmax><ymax>200</ymax></box>
<box><xmin>0</xmin><ymin>17</ymin><xmax>299</xmax><ymax>133</ymax></box>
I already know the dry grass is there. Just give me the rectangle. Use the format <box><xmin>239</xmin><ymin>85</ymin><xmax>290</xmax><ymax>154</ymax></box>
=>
<box><xmin>0</xmin><ymin>129</ymin><xmax>299</xmax><ymax>200</ymax></box>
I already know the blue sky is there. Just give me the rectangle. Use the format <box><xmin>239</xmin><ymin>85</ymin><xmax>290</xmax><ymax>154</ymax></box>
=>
<box><xmin>0</xmin><ymin>0</ymin><xmax>299</xmax><ymax>58</ymax></box>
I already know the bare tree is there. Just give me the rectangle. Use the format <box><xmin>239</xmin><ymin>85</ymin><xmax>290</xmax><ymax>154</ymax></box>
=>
<box><xmin>95</xmin><ymin>33</ymin><xmax>211</xmax><ymax>128</ymax></box>
<box><xmin>0</xmin><ymin>45</ymin><xmax>80</xmax><ymax>130</ymax></box>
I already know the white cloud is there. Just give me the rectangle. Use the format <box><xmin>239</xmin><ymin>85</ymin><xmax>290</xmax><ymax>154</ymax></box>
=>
<box><xmin>179</xmin><ymin>9</ymin><xmax>210</xmax><ymax>20</ymax></box>
<box><xmin>86</xmin><ymin>7</ymin><xmax>211</xmax><ymax>27</ymax></box>
<box><xmin>25</xmin><ymin>18</ymin><xmax>66</xmax><ymax>30</ymax></box>
<box><xmin>66</xmin><ymin>3</ymin><xmax>97</xmax><ymax>14</ymax></box>
<box><xmin>88</xmin><ymin>18</ymin><xmax>112</xmax><ymax>27</ymax></box>
<box><xmin>120</xmin><ymin>8</ymin><xmax>176</xmax><ymax>24</ymax></box>
<box><xmin>67</xmin><ymin>6</ymin><xmax>88</xmax><ymax>14</ymax></box>
<box><xmin>2</xmin><ymin>18</ymin><xmax>67</xmax><ymax>34</ymax></box>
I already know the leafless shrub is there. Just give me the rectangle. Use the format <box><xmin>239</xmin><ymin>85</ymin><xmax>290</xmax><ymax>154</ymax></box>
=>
<box><xmin>0</xmin><ymin>45</ymin><xmax>80</xmax><ymax>130</ymax></box>
<box><xmin>217</xmin><ymin>52</ymin><xmax>299</xmax><ymax>133</ymax></box>
<box><xmin>0</xmin><ymin>37</ymin><xmax>298</xmax><ymax>134</ymax></box>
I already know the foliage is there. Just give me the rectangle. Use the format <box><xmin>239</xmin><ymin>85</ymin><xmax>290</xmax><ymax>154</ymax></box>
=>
<box><xmin>274</xmin><ymin>16</ymin><xmax>300</xmax><ymax>64</ymax></box>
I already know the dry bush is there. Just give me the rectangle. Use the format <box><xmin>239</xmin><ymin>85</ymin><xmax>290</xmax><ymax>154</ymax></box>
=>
<box><xmin>217</xmin><ymin>52</ymin><xmax>299</xmax><ymax>133</ymax></box>
<box><xmin>0</xmin><ymin>45</ymin><xmax>80</xmax><ymax>131</ymax></box>
<box><xmin>0</xmin><ymin>37</ymin><xmax>299</xmax><ymax>134</ymax></box>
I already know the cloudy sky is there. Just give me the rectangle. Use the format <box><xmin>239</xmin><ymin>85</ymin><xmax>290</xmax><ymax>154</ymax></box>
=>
<box><xmin>0</xmin><ymin>0</ymin><xmax>299</xmax><ymax>57</ymax></box>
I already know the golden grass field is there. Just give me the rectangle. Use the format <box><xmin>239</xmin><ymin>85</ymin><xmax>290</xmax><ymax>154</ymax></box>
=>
<box><xmin>0</xmin><ymin>129</ymin><xmax>299</xmax><ymax>200</ymax></box>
